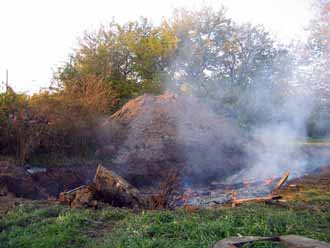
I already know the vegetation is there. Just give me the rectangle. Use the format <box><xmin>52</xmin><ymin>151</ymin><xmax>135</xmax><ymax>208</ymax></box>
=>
<box><xmin>1</xmin><ymin>1</ymin><xmax>330</xmax><ymax>165</ymax></box>
<box><xmin>0</xmin><ymin>193</ymin><xmax>329</xmax><ymax>248</ymax></box>
<box><xmin>1</xmin><ymin>2</ymin><xmax>330</xmax><ymax>248</ymax></box>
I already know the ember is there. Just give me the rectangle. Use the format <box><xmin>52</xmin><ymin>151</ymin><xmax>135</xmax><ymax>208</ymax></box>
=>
<box><xmin>263</xmin><ymin>176</ymin><xmax>277</xmax><ymax>186</ymax></box>
<box><xmin>176</xmin><ymin>171</ymin><xmax>290</xmax><ymax>208</ymax></box>
<box><xmin>243</xmin><ymin>180</ymin><xmax>252</xmax><ymax>187</ymax></box>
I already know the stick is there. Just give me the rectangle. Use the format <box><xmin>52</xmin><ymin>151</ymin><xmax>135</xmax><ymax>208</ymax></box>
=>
<box><xmin>232</xmin><ymin>195</ymin><xmax>282</xmax><ymax>206</ymax></box>
<box><xmin>272</xmin><ymin>171</ymin><xmax>289</xmax><ymax>194</ymax></box>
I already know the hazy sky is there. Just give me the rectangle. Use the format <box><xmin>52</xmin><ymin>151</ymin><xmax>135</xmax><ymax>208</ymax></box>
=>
<box><xmin>0</xmin><ymin>0</ymin><xmax>312</xmax><ymax>93</ymax></box>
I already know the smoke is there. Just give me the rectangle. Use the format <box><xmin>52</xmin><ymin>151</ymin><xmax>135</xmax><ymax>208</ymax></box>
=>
<box><xmin>237</xmin><ymin>81</ymin><xmax>316</xmax><ymax>181</ymax></box>
<box><xmin>97</xmin><ymin>6</ymin><xmax>330</xmax><ymax>186</ymax></box>
<box><xmin>166</xmin><ymin>8</ymin><xmax>329</xmax><ymax>183</ymax></box>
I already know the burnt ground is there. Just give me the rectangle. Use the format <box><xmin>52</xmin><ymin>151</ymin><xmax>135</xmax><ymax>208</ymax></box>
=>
<box><xmin>285</xmin><ymin>165</ymin><xmax>330</xmax><ymax>189</ymax></box>
<box><xmin>0</xmin><ymin>162</ymin><xmax>329</xmax><ymax>217</ymax></box>
<box><xmin>0</xmin><ymin>155</ymin><xmax>329</xmax><ymax>247</ymax></box>
<box><xmin>0</xmin><ymin>167</ymin><xmax>329</xmax><ymax>248</ymax></box>
<box><xmin>280</xmin><ymin>165</ymin><xmax>330</xmax><ymax>211</ymax></box>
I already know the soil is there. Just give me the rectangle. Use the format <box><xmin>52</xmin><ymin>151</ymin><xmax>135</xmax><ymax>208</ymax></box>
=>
<box><xmin>30</xmin><ymin>165</ymin><xmax>97</xmax><ymax>196</ymax></box>
<box><xmin>98</xmin><ymin>93</ymin><xmax>249</xmax><ymax>187</ymax></box>
<box><xmin>1</xmin><ymin>93</ymin><xmax>330</xmax><ymax>212</ymax></box>
<box><xmin>283</xmin><ymin>165</ymin><xmax>330</xmax><ymax>191</ymax></box>
<box><xmin>0</xmin><ymin>161</ymin><xmax>97</xmax><ymax>200</ymax></box>
<box><xmin>0</xmin><ymin>161</ymin><xmax>48</xmax><ymax>199</ymax></box>
<box><xmin>0</xmin><ymin>193</ymin><xmax>31</xmax><ymax>217</ymax></box>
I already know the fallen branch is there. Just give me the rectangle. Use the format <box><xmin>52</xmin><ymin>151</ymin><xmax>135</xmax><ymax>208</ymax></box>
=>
<box><xmin>232</xmin><ymin>195</ymin><xmax>282</xmax><ymax>206</ymax></box>
<box><xmin>65</xmin><ymin>185</ymin><xmax>88</xmax><ymax>195</ymax></box>
<box><xmin>272</xmin><ymin>171</ymin><xmax>289</xmax><ymax>194</ymax></box>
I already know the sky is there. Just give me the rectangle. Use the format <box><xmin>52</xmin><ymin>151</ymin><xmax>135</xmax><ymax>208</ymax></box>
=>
<box><xmin>0</xmin><ymin>0</ymin><xmax>312</xmax><ymax>93</ymax></box>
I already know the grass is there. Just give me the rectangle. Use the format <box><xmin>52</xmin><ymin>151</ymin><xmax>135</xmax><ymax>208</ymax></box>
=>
<box><xmin>293</xmin><ymin>137</ymin><xmax>330</xmax><ymax>146</ymax></box>
<box><xmin>0</xmin><ymin>198</ymin><xmax>329</xmax><ymax>248</ymax></box>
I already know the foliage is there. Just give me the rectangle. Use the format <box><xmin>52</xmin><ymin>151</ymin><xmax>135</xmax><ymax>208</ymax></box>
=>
<box><xmin>1</xmin><ymin>4</ymin><xmax>330</xmax><ymax>164</ymax></box>
<box><xmin>0</xmin><ymin>195</ymin><xmax>329</xmax><ymax>248</ymax></box>
<box><xmin>0</xmin><ymin>91</ymin><xmax>30</xmax><ymax>164</ymax></box>
<box><xmin>56</xmin><ymin>18</ymin><xmax>177</xmax><ymax>111</ymax></box>
<box><xmin>166</xmin><ymin>7</ymin><xmax>293</xmax><ymax>126</ymax></box>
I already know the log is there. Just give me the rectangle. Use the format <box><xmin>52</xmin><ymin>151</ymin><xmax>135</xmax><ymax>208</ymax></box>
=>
<box><xmin>272</xmin><ymin>171</ymin><xmax>289</xmax><ymax>194</ymax></box>
<box><xmin>231</xmin><ymin>195</ymin><xmax>282</xmax><ymax>206</ymax></box>
<box><xmin>65</xmin><ymin>185</ymin><xmax>88</xmax><ymax>195</ymax></box>
<box><xmin>59</xmin><ymin>185</ymin><xmax>96</xmax><ymax>208</ymax></box>
<box><xmin>59</xmin><ymin>165</ymin><xmax>146</xmax><ymax>208</ymax></box>
<box><xmin>93</xmin><ymin>164</ymin><xmax>144</xmax><ymax>208</ymax></box>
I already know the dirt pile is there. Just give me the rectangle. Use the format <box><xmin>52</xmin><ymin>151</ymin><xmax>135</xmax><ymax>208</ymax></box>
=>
<box><xmin>0</xmin><ymin>161</ymin><xmax>96</xmax><ymax>199</ymax></box>
<box><xmin>0</xmin><ymin>161</ymin><xmax>48</xmax><ymax>199</ymax></box>
<box><xmin>98</xmin><ymin>93</ymin><xmax>249</xmax><ymax>186</ymax></box>
<box><xmin>30</xmin><ymin>165</ymin><xmax>96</xmax><ymax>196</ymax></box>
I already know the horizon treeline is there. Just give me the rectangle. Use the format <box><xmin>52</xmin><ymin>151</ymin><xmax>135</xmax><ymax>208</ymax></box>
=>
<box><xmin>1</xmin><ymin>2</ymin><xmax>330</xmax><ymax>165</ymax></box>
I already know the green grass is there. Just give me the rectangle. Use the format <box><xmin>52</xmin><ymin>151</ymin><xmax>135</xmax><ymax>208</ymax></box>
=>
<box><xmin>0</xmin><ymin>200</ymin><xmax>329</xmax><ymax>248</ymax></box>
<box><xmin>293</xmin><ymin>137</ymin><xmax>330</xmax><ymax>146</ymax></box>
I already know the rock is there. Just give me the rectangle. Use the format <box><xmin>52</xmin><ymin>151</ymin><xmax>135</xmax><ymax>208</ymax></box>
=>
<box><xmin>212</xmin><ymin>235</ymin><xmax>330</xmax><ymax>248</ymax></box>
<box><xmin>93</xmin><ymin>165</ymin><xmax>144</xmax><ymax>208</ymax></box>
<box><xmin>99</xmin><ymin>93</ymin><xmax>249</xmax><ymax>186</ymax></box>
<box><xmin>280</xmin><ymin>235</ymin><xmax>330</xmax><ymax>248</ymax></box>
<box><xmin>212</xmin><ymin>236</ymin><xmax>274</xmax><ymax>248</ymax></box>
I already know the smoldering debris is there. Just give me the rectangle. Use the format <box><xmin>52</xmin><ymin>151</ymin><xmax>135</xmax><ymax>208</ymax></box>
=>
<box><xmin>59</xmin><ymin>164</ymin><xmax>147</xmax><ymax>209</ymax></box>
<box><xmin>98</xmin><ymin>92</ymin><xmax>250</xmax><ymax>187</ymax></box>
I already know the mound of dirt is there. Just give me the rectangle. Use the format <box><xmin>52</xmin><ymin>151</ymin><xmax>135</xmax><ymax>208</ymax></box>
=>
<box><xmin>30</xmin><ymin>165</ymin><xmax>96</xmax><ymax>196</ymax></box>
<box><xmin>98</xmin><ymin>93</ymin><xmax>249</xmax><ymax>186</ymax></box>
<box><xmin>0</xmin><ymin>161</ymin><xmax>48</xmax><ymax>199</ymax></box>
<box><xmin>0</xmin><ymin>161</ymin><xmax>97</xmax><ymax>200</ymax></box>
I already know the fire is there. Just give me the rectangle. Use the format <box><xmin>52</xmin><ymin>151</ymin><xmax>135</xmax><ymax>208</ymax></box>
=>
<box><xmin>243</xmin><ymin>180</ymin><xmax>251</xmax><ymax>187</ymax></box>
<box><xmin>182</xmin><ymin>188</ymin><xmax>193</xmax><ymax>203</ymax></box>
<box><xmin>177</xmin><ymin>171</ymin><xmax>290</xmax><ymax>208</ymax></box>
<box><xmin>263</xmin><ymin>176</ymin><xmax>277</xmax><ymax>186</ymax></box>
<box><xmin>182</xmin><ymin>194</ymin><xmax>190</xmax><ymax>202</ymax></box>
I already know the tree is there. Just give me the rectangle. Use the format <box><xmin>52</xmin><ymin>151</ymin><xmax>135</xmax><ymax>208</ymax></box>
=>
<box><xmin>56</xmin><ymin>18</ymin><xmax>177</xmax><ymax>112</ymax></box>
<box><xmin>306</xmin><ymin>0</ymin><xmax>330</xmax><ymax>100</ymax></box>
<box><xmin>167</xmin><ymin>7</ymin><xmax>292</xmax><ymax>126</ymax></box>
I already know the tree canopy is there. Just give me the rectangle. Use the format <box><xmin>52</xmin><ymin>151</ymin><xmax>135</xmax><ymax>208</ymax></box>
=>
<box><xmin>0</xmin><ymin>5</ymin><xmax>329</xmax><ymax>164</ymax></box>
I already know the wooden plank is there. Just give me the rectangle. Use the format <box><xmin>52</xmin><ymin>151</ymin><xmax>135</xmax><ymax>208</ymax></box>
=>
<box><xmin>272</xmin><ymin>171</ymin><xmax>289</xmax><ymax>194</ymax></box>
<box><xmin>232</xmin><ymin>195</ymin><xmax>282</xmax><ymax>206</ymax></box>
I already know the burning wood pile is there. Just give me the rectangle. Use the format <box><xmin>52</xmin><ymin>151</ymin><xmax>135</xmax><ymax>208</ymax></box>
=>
<box><xmin>176</xmin><ymin>172</ymin><xmax>290</xmax><ymax>208</ymax></box>
<box><xmin>59</xmin><ymin>165</ymin><xmax>147</xmax><ymax>209</ymax></box>
<box><xmin>59</xmin><ymin>163</ymin><xmax>290</xmax><ymax>209</ymax></box>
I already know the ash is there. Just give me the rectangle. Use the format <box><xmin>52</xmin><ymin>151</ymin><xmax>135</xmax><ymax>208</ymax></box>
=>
<box><xmin>175</xmin><ymin>179</ymin><xmax>279</xmax><ymax>207</ymax></box>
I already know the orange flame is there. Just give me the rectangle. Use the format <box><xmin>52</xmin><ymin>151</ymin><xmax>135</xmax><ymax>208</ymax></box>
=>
<box><xmin>263</xmin><ymin>176</ymin><xmax>277</xmax><ymax>186</ymax></box>
<box><xmin>182</xmin><ymin>188</ymin><xmax>193</xmax><ymax>203</ymax></box>
<box><xmin>243</xmin><ymin>180</ymin><xmax>251</xmax><ymax>187</ymax></box>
